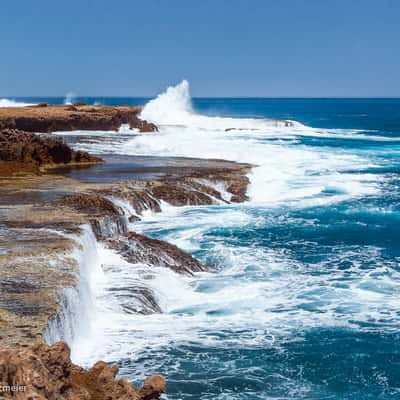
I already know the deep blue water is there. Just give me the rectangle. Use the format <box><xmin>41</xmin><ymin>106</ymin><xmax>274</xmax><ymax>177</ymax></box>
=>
<box><xmin>11</xmin><ymin>96</ymin><xmax>400</xmax><ymax>399</ymax></box>
<box><xmin>131</xmin><ymin>98</ymin><xmax>400</xmax><ymax>399</ymax></box>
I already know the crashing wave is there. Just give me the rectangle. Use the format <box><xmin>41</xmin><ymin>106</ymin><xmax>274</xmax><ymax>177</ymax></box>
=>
<box><xmin>128</xmin><ymin>80</ymin><xmax>383</xmax><ymax>206</ymax></box>
<box><xmin>140</xmin><ymin>80</ymin><xmax>298</xmax><ymax>131</ymax></box>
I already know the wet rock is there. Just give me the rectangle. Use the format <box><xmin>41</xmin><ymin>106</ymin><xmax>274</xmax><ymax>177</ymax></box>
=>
<box><xmin>0</xmin><ymin>341</ymin><xmax>165</xmax><ymax>399</ymax></box>
<box><xmin>150</xmin><ymin>182</ymin><xmax>214</xmax><ymax>206</ymax></box>
<box><xmin>133</xmin><ymin>118</ymin><xmax>158</xmax><ymax>133</ymax></box>
<box><xmin>226</xmin><ymin>175</ymin><xmax>250</xmax><ymax>202</ymax></box>
<box><xmin>52</xmin><ymin>193</ymin><xmax>129</xmax><ymax>239</ymax></box>
<box><xmin>54</xmin><ymin>193</ymin><xmax>122</xmax><ymax>216</ymax></box>
<box><xmin>127</xmin><ymin>190</ymin><xmax>162</xmax><ymax>214</ymax></box>
<box><xmin>90</xmin><ymin>216</ymin><xmax>128</xmax><ymax>240</ymax></box>
<box><xmin>107</xmin><ymin>285</ymin><xmax>162</xmax><ymax>314</ymax></box>
<box><xmin>107</xmin><ymin>234</ymin><xmax>208</xmax><ymax>275</ymax></box>
<box><xmin>128</xmin><ymin>215</ymin><xmax>141</xmax><ymax>223</ymax></box>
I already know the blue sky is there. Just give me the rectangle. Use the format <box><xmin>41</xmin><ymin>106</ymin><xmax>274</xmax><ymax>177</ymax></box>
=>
<box><xmin>1</xmin><ymin>0</ymin><xmax>399</xmax><ymax>97</ymax></box>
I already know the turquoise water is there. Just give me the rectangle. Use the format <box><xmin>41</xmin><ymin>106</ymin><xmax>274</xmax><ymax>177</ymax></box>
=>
<box><xmin>11</xmin><ymin>91</ymin><xmax>400</xmax><ymax>399</ymax></box>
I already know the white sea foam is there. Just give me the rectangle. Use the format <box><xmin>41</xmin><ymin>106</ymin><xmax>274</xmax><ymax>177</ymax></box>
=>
<box><xmin>69</xmin><ymin>82</ymin><xmax>398</xmax><ymax>382</ymax></box>
<box><xmin>125</xmin><ymin>81</ymin><xmax>382</xmax><ymax>207</ymax></box>
<box><xmin>56</xmin><ymin>81</ymin><xmax>388</xmax><ymax>207</ymax></box>
<box><xmin>74</xmin><ymin>205</ymin><xmax>400</xmax><ymax>369</ymax></box>
<box><xmin>0</xmin><ymin>98</ymin><xmax>34</xmax><ymax>107</ymax></box>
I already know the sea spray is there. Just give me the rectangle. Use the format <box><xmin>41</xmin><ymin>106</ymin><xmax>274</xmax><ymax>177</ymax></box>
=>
<box><xmin>140</xmin><ymin>80</ymin><xmax>193</xmax><ymax>125</ymax></box>
<box><xmin>64</xmin><ymin>91</ymin><xmax>76</xmax><ymax>105</ymax></box>
<box><xmin>44</xmin><ymin>225</ymin><xmax>104</xmax><ymax>361</ymax></box>
<box><xmin>140</xmin><ymin>80</ymin><xmax>296</xmax><ymax>131</ymax></box>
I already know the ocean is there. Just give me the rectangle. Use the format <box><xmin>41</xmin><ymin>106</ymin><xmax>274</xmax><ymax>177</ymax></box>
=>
<box><xmin>6</xmin><ymin>82</ymin><xmax>400</xmax><ymax>399</ymax></box>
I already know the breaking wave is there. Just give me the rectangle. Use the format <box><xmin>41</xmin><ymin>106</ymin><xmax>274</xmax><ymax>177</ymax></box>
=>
<box><xmin>141</xmin><ymin>80</ymin><xmax>298</xmax><ymax>131</ymax></box>
<box><xmin>132</xmin><ymin>81</ymin><xmax>383</xmax><ymax>205</ymax></box>
<box><xmin>0</xmin><ymin>98</ymin><xmax>34</xmax><ymax>107</ymax></box>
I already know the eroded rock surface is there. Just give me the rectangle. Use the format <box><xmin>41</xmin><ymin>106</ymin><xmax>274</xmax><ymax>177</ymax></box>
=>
<box><xmin>0</xmin><ymin>129</ymin><xmax>102</xmax><ymax>175</ymax></box>
<box><xmin>54</xmin><ymin>193</ymin><xmax>123</xmax><ymax>216</ymax></box>
<box><xmin>0</xmin><ymin>341</ymin><xmax>165</xmax><ymax>400</ymax></box>
<box><xmin>0</xmin><ymin>104</ymin><xmax>157</xmax><ymax>133</ymax></box>
<box><xmin>107</xmin><ymin>233</ymin><xmax>208</xmax><ymax>275</ymax></box>
<box><xmin>0</xmin><ymin>227</ymin><xmax>78</xmax><ymax>347</ymax></box>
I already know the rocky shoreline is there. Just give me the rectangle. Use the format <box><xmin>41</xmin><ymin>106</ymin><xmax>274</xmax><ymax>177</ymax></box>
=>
<box><xmin>0</xmin><ymin>155</ymin><xmax>250</xmax><ymax>346</ymax></box>
<box><xmin>0</xmin><ymin>110</ymin><xmax>252</xmax><ymax>399</ymax></box>
<box><xmin>0</xmin><ymin>104</ymin><xmax>157</xmax><ymax>133</ymax></box>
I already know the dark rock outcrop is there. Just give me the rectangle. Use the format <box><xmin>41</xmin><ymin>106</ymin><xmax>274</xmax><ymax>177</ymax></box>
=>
<box><xmin>107</xmin><ymin>233</ymin><xmax>209</xmax><ymax>275</ymax></box>
<box><xmin>126</xmin><ymin>190</ymin><xmax>162</xmax><ymax>214</ymax></box>
<box><xmin>0</xmin><ymin>105</ymin><xmax>158</xmax><ymax>133</ymax></box>
<box><xmin>0</xmin><ymin>341</ymin><xmax>165</xmax><ymax>400</ymax></box>
<box><xmin>54</xmin><ymin>193</ymin><xmax>122</xmax><ymax>216</ymax></box>
<box><xmin>150</xmin><ymin>182</ymin><xmax>214</xmax><ymax>206</ymax></box>
<box><xmin>226</xmin><ymin>176</ymin><xmax>250</xmax><ymax>203</ymax></box>
<box><xmin>0</xmin><ymin>129</ymin><xmax>102</xmax><ymax>174</ymax></box>
<box><xmin>107</xmin><ymin>284</ymin><xmax>162</xmax><ymax>315</ymax></box>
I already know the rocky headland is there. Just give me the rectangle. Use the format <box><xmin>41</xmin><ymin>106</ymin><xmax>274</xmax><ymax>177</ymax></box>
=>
<box><xmin>0</xmin><ymin>104</ymin><xmax>157</xmax><ymax>133</ymax></box>
<box><xmin>0</xmin><ymin>107</ymin><xmax>252</xmax><ymax>399</ymax></box>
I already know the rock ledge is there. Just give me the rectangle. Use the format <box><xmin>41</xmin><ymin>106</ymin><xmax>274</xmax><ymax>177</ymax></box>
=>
<box><xmin>0</xmin><ymin>129</ymin><xmax>103</xmax><ymax>175</ymax></box>
<box><xmin>0</xmin><ymin>104</ymin><xmax>157</xmax><ymax>133</ymax></box>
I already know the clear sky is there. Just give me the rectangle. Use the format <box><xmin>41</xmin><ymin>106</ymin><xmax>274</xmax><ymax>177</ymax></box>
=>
<box><xmin>1</xmin><ymin>0</ymin><xmax>399</xmax><ymax>97</ymax></box>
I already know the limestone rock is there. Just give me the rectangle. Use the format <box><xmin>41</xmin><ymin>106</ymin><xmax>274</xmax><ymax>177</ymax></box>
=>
<box><xmin>0</xmin><ymin>129</ymin><xmax>102</xmax><ymax>174</ymax></box>
<box><xmin>0</xmin><ymin>341</ymin><xmax>165</xmax><ymax>400</ymax></box>
<box><xmin>0</xmin><ymin>105</ymin><xmax>158</xmax><ymax>133</ymax></box>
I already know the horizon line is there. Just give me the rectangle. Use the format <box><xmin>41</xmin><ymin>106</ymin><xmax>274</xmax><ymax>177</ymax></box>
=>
<box><xmin>2</xmin><ymin>95</ymin><xmax>400</xmax><ymax>100</ymax></box>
